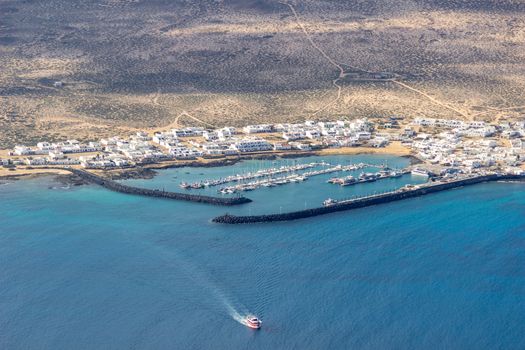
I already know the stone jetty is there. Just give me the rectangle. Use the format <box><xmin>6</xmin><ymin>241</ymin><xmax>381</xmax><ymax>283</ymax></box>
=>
<box><xmin>67</xmin><ymin>168</ymin><xmax>252</xmax><ymax>206</ymax></box>
<box><xmin>213</xmin><ymin>174</ymin><xmax>524</xmax><ymax>223</ymax></box>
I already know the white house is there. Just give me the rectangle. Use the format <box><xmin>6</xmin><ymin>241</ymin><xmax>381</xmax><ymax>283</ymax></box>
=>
<box><xmin>203</xmin><ymin>131</ymin><xmax>219</xmax><ymax>141</ymax></box>
<box><xmin>355</xmin><ymin>131</ymin><xmax>371</xmax><ymax>140</ymax></box>
<box><xmin>14</xmin><ymin>146</ymin><xmax>34</xmax><ymax>155</ymax></box>
<box><xmin>233</xmin><ymin>138</ymin><xmax>272</xmax><ymax>152</ymax></box>
<box><xmin>243</xmin><ymin>124</ymin><xmax>272</xmax><ymax>134</ymax></box>
<box><xmin>283</xmin><ymin>131</ymin><xmax>305</xmax><ymax>141</ymax></box>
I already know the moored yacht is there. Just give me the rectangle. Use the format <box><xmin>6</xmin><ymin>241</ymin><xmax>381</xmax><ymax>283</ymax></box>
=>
<box><xmin>358</xmin><ymin>172</ymin><xmax>378</xmax><ymax>182</ymax></box>
<box><xmin>340</xmin><ymin>176</ymin><xmax>356</xmax><ymax>186</ymax></box>
<box><xmin>327</xmin><ymin>177</ymin><xmax>339</xmax><ymax>184</ymax></box>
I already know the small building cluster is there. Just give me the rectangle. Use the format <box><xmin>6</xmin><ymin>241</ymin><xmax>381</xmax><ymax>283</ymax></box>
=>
<box><xmin>410</xmin><ymin>119</ymin><xmax>525</xmax><ymax>174</ymax></box>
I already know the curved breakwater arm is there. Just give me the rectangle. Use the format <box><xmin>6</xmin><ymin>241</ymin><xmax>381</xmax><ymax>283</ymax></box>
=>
<box><xmin>66</xmin><ymin>168</ymin><xmax>252</xmax><ymax>206</ymax></box>
<box><xmin>213</xmin><ymin>174</ymin><xmax>525</xmax><ymax>223</ymax></box>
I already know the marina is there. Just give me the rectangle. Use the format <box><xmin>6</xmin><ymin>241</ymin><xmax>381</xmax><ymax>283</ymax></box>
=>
<box><xmin>217</xmin><ymin>173</ymin><xmax>308</xmax><ymax>194</ymax></box>
<box><xmin>115</xmin><ymin>154</ymin><xmax>428</xmax><ymax>215</ymax></box>
<box><xmin>180</xmin><ymin>161</ymin><xmax>389</xmax><ymax>193</ymax></box>
<box><xmin>179</xmin><ymin>162</ymin><xmax>327</xmax><ymax>189</ymax></box>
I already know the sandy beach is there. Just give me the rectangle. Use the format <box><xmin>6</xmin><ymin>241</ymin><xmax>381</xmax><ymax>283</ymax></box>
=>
<box><xmin>315</xmin><ymin>142</ymin><xmax>410</xmax><ymax>156</ymax></box>
<box><xmin>0</xmin><ymin>167</ymin><xmax>71</xmax><ymax>180</ymax></box>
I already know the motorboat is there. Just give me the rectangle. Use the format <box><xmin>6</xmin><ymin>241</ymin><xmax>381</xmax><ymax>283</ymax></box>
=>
<box><xmin>340</xmin><ymin>176</ymin><xmax>356</xmax><ymax>186</ymax></box>
<box><xmin>245</xmin><ymin>316</ymin><xmax>262</xmax><ymax>329</ymax></box>
<box><xmin>411</xmin><ymin>168</ymin><xmax>430</xmax><ymax>177</ymax></box>
<box><xmin>323</xmin><ymin>198</ymin><xmax>338</xmax><ymax>206</ymax></box>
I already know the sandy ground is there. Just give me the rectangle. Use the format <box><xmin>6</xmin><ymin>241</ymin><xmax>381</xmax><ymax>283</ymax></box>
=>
<box><xmin>2</xmin><ymin>1</ymin><xmax>525</xmax><ymax>149</ymax></box>
<box><xmin>0</xmin><ymin>167</ymin><xmax>70</xmax><ymax>179</ymax></box>
<box><xmin>316</xmin><ymin>142</ymin><xmax>411</xmax><ymax>156</ymax></box>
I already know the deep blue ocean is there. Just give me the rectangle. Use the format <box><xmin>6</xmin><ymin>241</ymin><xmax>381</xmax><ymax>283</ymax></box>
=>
<box><xmin>1</xmin><ymin>154</ymin><xmax>524</xmax><ymax>349</ymax></box>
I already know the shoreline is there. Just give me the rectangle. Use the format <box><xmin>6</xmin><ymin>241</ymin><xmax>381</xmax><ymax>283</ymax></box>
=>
<box><xmin>0</xmin><ymin>143</ymin><xmax>417</xmax><ymax>183</ymax></box>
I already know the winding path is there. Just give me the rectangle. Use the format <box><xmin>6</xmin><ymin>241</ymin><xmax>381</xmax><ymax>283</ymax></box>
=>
<box><xmin>280</xmin><ymin>1</ymin><xmax>478</xmax><ymax>120</ymax></box>
<box><xmin>175</xmin><ymin>111</ymin><xmax>217</xmax><ymax>128</ymax></box>
<box><xmin>391</xmin><ymin>80</ymin><xmax>471</xmax><ymax>119</ymax></box>
<box><xmin>280</xmin><ymin>1</ymin><xmax>346</xmax><ymax>117</ymax></box>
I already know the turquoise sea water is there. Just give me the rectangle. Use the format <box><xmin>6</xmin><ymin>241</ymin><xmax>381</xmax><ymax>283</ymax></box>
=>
<box><xmin>1</xmin><ymin>154</ymin><xmax>525</xmax><ymax>349</ymax></box>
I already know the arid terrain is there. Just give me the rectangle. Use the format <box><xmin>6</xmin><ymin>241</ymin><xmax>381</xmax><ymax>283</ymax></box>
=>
<box><xmin>1</xmin><ymin>0</ymin><xmax>525</xmax><ymax>148</ymax></box>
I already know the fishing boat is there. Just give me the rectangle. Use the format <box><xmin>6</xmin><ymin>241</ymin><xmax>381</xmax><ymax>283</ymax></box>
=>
<box><xmin>179</xmin><ymin>182</ymin><xmax>190</xmax><ymax>189</ymax></box>
<box><xmin>245</xmin><ymin>316</ymin><xmax>262</xmax><ymax>329</ymax></box>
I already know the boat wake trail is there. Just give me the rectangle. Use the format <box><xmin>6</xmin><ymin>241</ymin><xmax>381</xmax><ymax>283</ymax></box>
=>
<box><xmin>226</xmin><ymin>303</ymin><xmax>250</xmax><ymax>326</ymax></box>
<box><xmin>145</xmin><ymin>242</ymin><xmax>255</xmax><ymax>326</ymax></box>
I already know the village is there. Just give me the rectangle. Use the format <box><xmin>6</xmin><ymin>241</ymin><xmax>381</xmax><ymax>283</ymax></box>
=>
<box><xmin>2</xmin><ymin>116</ymin><xmax>525</xmax><ymax>178</ymax></box>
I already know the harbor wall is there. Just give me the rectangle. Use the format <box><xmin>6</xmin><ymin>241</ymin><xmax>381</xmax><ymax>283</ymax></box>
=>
<box><xmin>67</xmin><ymin>168</ymin><xmax>252</xmax><ymax>206</ymax></box>
<box><xmin>213</xmin><ymin>174</ymin><xmax>524</xmax><ymax>223</ymax></box>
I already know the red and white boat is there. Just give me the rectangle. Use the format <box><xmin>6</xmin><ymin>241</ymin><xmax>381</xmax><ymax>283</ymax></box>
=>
<box><xmin>245</xmin><ymin>316</ymin><xmax>262</xmax><ymax>329</ymax></box>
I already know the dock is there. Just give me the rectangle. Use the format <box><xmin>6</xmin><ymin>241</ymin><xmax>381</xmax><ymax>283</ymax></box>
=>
<box><xmin>67</xmin><ymin>168</ymin><xmax>252</xmax><ymax>206</ymax></box>
<box><xmin>212</xmin><ymin>174</ymin><xmax>524</xmax><ymax>223</ymax></box>
<box><xmin>211</xmin><ymin>162</ymin><xmax>386</xmax><ymax>193</ymax></box>
<box><xmin>182</xmin><ymin>162</ymin><xmax>386</xmax><ymax>191</ymax></box>
<box><xmin>327</xmin><ymin>169</ymin><xmax>409</xmax><ymax>186</ymax></box>
<box><xmin>182</xmin><ymin>162</ymin><xmax>327</xmax><ymax>189</ymax></box>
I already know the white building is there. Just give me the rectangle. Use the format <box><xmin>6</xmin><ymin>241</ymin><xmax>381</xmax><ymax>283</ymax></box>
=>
<box><xmin>273</xmin><ymin>143</ymin><xmax>292</xmax><ymax>151</ymax></box>
<box><xmin>233</xmin><ymin>138</ymin><xmax>272</xmax><ymax>152</ymax></box>
<box><xmin>355</xmin><ymin>132</ymin><xmax>372</xmax><ymax>140</ymax></box>
<box><xmin>14</xmin><ymin>146</ymin><xmax>34</xmax><ymax>155</ymax></box>
<box><xmin>305</xmin><ymin>130</ymin><xmax>321</xmax><ymax>139</ymax></box>
<box><xmin>25</xmin><ymin>157</ymin><xmax>47</xmax><ymax>165</ymax></box>
<box><xmin>243</xmin><ymin>124</ymin><xmax>272</xmax><ymax>134</ymax></box>
<box><xmin>203</xmin><ymin>131</ymin><xmax>219</xmax><ymax>141</ymax></box>
<box><xmin>283</xmin><ymin>131</ymin><xmax>305</xmax><ymax>141</ymax></box>
<box><xmin>217</xmin><ymin>127</ymin><xmax>235</xmax><ymax>140</ymax></box>
<box><xmin>37</xmin><ymin>142</ymin><xmax>53</xmax><ymax>151</ymax></box>
<box><xmin>172</xmin><ymin>127</ymin><xmax>204</xmax><ymax>137</ymax></box>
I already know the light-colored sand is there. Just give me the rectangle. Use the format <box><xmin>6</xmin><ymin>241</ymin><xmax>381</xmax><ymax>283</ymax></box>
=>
<box><xmin>0</xmin><ymin>167</ymin><xmax>70</xmax><ymax>179</ymax></box>
<box><xmin>0</xmin><ymin>150</ymin><xmax>12</xmax><ymax>157</ymax></box>
<box><xmin>315</xmin><ymin>142</ymin><xmax>411</xmax><ymax>157</ymax></box>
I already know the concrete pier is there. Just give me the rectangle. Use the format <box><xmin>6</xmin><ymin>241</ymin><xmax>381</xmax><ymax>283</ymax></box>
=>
<box><xmin>68</xmin><ymin>168</ymin><xmax>252</xmax><ymax>206</ymax></box>
<box><xmin>213</xmin><ymin>174</ymin><xmax>524</xmax><ymax>223</ymax></box>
